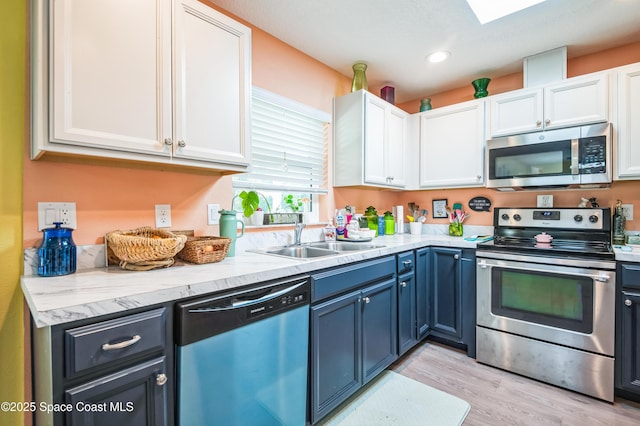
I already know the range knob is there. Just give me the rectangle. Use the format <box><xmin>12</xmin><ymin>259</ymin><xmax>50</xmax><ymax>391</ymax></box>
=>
<box><xmin>501</xmin><ymin>213</ymin><xmax>510</xmax><ymax>221</ymax></box>
<box><xmin>574</xmin><ymin>215</ymin><xmax>583</xmax><ymax>222</ymax></box>
<box><xmin>513</xmin><ymin>214</ymin><xmax>522</xmax><ymax>221</ymax></box>
<box><xmin>589</xmin><ymin>215</ymin><xmax>599</xmax><ymax>223</ymax></box>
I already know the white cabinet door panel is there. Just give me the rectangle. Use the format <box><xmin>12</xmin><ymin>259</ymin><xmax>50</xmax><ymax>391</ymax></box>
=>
<box><xmin>420</xmin><ymin>101</ymin><xmax>485</xmax><ymax>188</ymax></box>
<box><xmin>544</xmin><ymin>74</ymin><xmax>608</xmax><ymax>129</ymax></box>
<box><xmin>173</xmin><ymin>0</ymin><xmax>250</xmax><ymax>166</ymax></box>
<box><xmin>363</xmin><ymin>96</ymin><xmax>387</xmax><ymax>185</ymax></box>
<box><xmin>490</xmin><ymin>89</ymin><xmax>542</xmax><ymax>136</ymax></box>
<box><xmin>51</xmin><ymin>0</ymin><xmax>169</xmax><ymax>155</ymax></box>
<box><xmin>617</xmin><ymin>63</ymin><xmax>640</xmax><ymax>179</ymax></box>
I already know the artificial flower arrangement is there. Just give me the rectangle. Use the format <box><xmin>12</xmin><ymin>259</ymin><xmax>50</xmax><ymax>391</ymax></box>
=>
<box><xmin>446</xmin><ymin>205</ymin><xmax>468</xmax><ymax>236</ymax></box>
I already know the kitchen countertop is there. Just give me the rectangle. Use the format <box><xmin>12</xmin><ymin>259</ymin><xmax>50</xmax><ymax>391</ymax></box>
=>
<box><xmin>22</xmin><ymin>234</ymin><xmax>479</xmax><ymax>328</ymax></box>
<box><xmin>613</xmin><ymin>245</ymin><xmax>640</xmax><ymax>262</ymax></box>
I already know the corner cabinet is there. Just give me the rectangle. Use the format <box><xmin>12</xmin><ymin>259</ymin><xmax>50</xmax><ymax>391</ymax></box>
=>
<box><xmin>489</xmin><ymin>71</ymin><xmax>609</xmax><ymax>137</ymax></box>
<box><xmin>31</xmin><ymin>0</ymin><xmax>251</xmax><ymax>173</ymax></box>
<box><xmin>419</xmin><ymin>99</ymin><xmax>485</xmax><ymax>188</ymax></box>
<box><xmin>615</xmin><ymin>62</ymin><xmax>640</xmax><ymax>179</ymax></box>
<box><xmin>334</xmin><ymin>90</ymin><xmax>408</xmax><ymax>188</ymax></box>
<box><xmin>33</xmin><ymin>306</ymin><xmax>173</xmax><ymax>426</ymax></box>
<box><xmin>429</xmin><ymin>247</ymin><xmax>476</xmax><ymax>357</ymax></box>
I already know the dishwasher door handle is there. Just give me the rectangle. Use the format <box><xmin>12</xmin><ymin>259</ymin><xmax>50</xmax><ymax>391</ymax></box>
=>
<box><xmin>188</xmin><ymin>280</ymin><xmax>308</xmax><ymax>313</ymax></box>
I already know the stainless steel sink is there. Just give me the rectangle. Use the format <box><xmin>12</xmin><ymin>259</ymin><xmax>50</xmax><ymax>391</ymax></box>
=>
<box><xmin>250</xmin><ymin>241</ymin><xmax>385</xmax><ymax>260</ymax></box>
<box><xmin>266</xmin><ymin>246</ymin><xmax>339</xmax><ymax>258</ymax></box>
<box><xmin>308</xmin><ymin>242</ymin><xmax>385</xmax><ymax>251</ymax></box>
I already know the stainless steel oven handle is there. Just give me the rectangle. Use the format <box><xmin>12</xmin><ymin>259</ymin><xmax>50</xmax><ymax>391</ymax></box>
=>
<box><xmin>595</xmin><ymin>273</ymin><xmax>611</xmax><ymax>283</ymax></box>
<box><xmin>478</xmin><ymin>259</ymin><xmax>488</xmax><ymax>269</ymax></box>
<box><xmin>477</xmin><ymin>256</ymin><xmax>613</xmax><ymax>281</ymax></box>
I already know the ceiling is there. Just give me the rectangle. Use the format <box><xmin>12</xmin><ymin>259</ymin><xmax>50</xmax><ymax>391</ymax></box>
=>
<box><xmin>207</xmin><ymin>0</ymin><xmax>640</xmax><ymax>104</ymax></box>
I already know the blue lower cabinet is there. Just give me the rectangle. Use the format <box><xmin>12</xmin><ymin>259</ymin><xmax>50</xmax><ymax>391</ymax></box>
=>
<box><xmin>397</xmin><ymin>271</ymin><xmax>417</xmax><ymax>355</ymax></box>
<box><xmin>429</xmin><ymin>247</ymin><xmax>476</xmax><ymax>357</ymax></box>
<box><xmin>310</xmin><ymin>258</ymin><xmax>397</xmax><ymax>424</ymax></box>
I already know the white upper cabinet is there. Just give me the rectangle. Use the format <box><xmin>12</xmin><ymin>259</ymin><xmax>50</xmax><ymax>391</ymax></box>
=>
<box><xmin>489</xmin><ymin>72</ymin><xmax>609</xmax><ymax>137</ymax></box>
<box><xmin>419</xmin><ymin>99</ymin><xmax>485</xmax><ymax>188</ymax></box>
<box><xmin>616</xmin><ymin>62</ymin><xmax>640</xmax><ymax>179</ymax></box>
<box><xmin>32</xmin><ymin>0</ymin><xmax>251</xmax><ymax>173</ymax></box>
<box><xmin>334</xmin><ymin>90</ymin><xmax>408</xmax><ymax>189</ymax></box>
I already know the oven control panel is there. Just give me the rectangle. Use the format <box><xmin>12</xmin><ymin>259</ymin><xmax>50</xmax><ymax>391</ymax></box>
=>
<box><xmin>496</xmin><ymin>208</ymin><xmax>608</xmax><ymax>230</ymax></box>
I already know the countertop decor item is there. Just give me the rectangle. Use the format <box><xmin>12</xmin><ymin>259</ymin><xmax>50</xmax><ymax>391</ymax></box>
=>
<box><xmin>447</xmin><ymin>205</ymin><xmax>468</xmax><ymax>237</ymax></box>
<box><xmin>419</xmin><ymin>97</ymin><xmax>432</xmax><ymax>111</ymax></box>
<box><xmin>351</xmin><ymin>62</ymin><xmax>368</xmax><ymax>92</ymax></box>
<box><xmin>177</xmin><ymin>236</ymin><xmax>231</xmax><ymax>264</ymax></box>
<box><xmin>219</xmin><ymin>209</ymin><xmax>245</xmax><ymax>257</ymax></box>
<box><xmin>613</xmin><ymin>200</ymin><xmax>626</xmax><ymax>245</ymax></box>
<box><xmin>472</xmin><ymin>77</ymin><xmax>491</xmax><ymax>98</ymax></box>
<box><xmin>38</xmin><ymin>222</ymin><xmax>76</xmax><ymax>277</ymax></box>
<box><xmin>106</xmin><ymin>227</ymin><xmax>187</xmax><ymax>270</ymax></box>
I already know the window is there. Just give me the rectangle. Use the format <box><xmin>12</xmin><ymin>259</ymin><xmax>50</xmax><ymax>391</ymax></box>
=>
<box><xmin>233</xmin><ymin>87</ymin><xmax>330</xmax><ymax>222</ymax></box>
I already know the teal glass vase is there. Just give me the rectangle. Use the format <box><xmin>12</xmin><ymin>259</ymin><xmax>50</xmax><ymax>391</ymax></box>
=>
<box><xmin>351</xmin><ymin>63</ymin><xmax>368</xmax><ymax>92</ymax></box>
<box><xmin>419</xmin><ymin>98</ymin><xmax>432</xmax><ymax>111</ymax></box>
<box><xmin>472</xmin><ymin>78</ymin><xmax>491</xmax><ymax>98</ymax></box>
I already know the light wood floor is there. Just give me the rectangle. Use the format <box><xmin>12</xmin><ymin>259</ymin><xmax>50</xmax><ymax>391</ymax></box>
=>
<box><xmin>391</xmin><ymin>340</ymin><xmax>640</xmax><ymax>426</ymax></box>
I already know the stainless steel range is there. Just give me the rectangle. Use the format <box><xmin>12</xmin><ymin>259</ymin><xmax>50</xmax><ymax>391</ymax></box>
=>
<box><xmin>476</xmin><ymin>207</ymin><xmax>616</xmax><ymax>402</ymax></box>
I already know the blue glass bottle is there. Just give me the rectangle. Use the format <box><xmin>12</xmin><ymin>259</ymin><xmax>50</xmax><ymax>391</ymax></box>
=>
<box><xmin>38</xmin><ymin>222</ymin><xmax>76</xmax><ymax>276</ymax></box>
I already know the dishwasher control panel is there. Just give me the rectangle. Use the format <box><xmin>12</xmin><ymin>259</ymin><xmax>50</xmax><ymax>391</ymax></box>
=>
<box><xmin>248</xmin><ymin>291</ymin><xmax>307</xmax><ymax>319</ymax></box>
<box><xmin>176</xmin><ymin>276</ymin><xmax>310</xmax><ymax>346</ymax></box>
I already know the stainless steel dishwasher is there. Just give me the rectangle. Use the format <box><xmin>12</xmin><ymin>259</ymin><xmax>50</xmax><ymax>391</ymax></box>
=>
<box><xmin>175</xmin><ymin>276</ymin><xmax>310</xmax><ymax>425</ymax></box>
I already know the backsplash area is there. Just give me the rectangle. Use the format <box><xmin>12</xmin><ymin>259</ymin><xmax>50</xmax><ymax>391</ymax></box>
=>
<box><xmin>23</xmin><ymin>224</ymin><xmax>492</xmax><ymax>275</ymax></box>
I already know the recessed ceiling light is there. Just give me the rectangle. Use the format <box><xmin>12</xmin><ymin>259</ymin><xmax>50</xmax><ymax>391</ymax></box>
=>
<box><xmin>466</xmin><ymin>0</ymin><xmax>547</xmax><ymax>24</ymax></box>
<box><xmin>427</xmin><ymin>51</ymin><xmax>451</xmax><ymax>63</ymax></box>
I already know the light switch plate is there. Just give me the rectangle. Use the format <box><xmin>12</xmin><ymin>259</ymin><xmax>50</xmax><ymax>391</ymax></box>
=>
<box><xmin>536</xmin><ymin>195</ymin><xmax>553</xmax><ymax>208</ymax></box>
<box><xmin>207</xmin><ymin>204</ymin><xmax>220</xmax><ymax>225</ymax></box>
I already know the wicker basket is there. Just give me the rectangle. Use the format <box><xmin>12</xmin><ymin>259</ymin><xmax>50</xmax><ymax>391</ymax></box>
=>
<box><xmin>106</xmin><ymin>227</ymin><xmax>187</xmax><ymax>270</ymax></box>
<box><xmin>177</xmin><ymin>236</ymin><xmax>231</xmax><ymax>264</ymax></box>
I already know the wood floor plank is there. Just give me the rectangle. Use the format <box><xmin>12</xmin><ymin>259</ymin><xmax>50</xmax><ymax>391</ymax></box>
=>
<box><xmin>391</xmin><ymin>340</ymin><xmax>640</xmax><ymax>426</ymax></box>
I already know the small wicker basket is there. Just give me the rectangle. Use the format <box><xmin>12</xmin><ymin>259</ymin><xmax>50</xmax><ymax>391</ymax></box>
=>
<box><xmin>177</xmin><ymin>236</ymin><xmax>231</xmax><ymax>264</ymax></box>
<box><xmin>106</xmin><ymin>227</ymin><xmax>187</xmax><ymax>270</ymax></box>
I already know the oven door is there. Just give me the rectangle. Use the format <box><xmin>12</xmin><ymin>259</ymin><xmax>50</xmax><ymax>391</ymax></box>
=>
<box><xmin>476</xmin><ymin>252</ymin><xmax>615</xmax><ymax>356</ymax></box>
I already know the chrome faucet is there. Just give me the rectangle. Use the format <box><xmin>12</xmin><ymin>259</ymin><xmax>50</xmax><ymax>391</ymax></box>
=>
<box><xmin>293</xmin><ymin>221</ymin><xmax>306</xmax><ymax>245</ymax></box>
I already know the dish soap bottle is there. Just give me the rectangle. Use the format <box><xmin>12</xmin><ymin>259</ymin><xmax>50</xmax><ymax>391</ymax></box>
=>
<box><xmin>324</xmin><ymin>220</ymin><xmax>336</xmax><ymax>241</ymax></box>
<box><xmin>613</xmin><ymin>200</ymin><xmax>626</xmax><ymax>245</ymax></box>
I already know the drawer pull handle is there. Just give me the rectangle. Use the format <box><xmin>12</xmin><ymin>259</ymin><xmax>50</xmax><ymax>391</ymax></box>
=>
<box><xmin>156</xmin><ymin>373</ymin><xmax>168</xmax><ymax>386</ymax></box>
<box><xmin>363</xmin><ymin>297</ymin><xmax>371</xmax><ymax>304</ymax></box>
<box><xmin>102</xmin><ymin>335</ymin><xmax>141</xmax><ymax>351</ymax></box>
<box><xmin>401</xmin><ymin>281</ymin><xmax>407</xmax><ymax>288</ymax></box>
<box><xmin>402</xmin><ymin>260</ymin><xmax>412</xmax><ymax>267</ymax></box>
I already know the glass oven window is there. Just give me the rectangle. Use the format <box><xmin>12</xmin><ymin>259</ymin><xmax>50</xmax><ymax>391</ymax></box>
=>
<box><xmin>491</xmin><ymin>268</ymin><xmax>593</xmax><ymax>333</ymax></box>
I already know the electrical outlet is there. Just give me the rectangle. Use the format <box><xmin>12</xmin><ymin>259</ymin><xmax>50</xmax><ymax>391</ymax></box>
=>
<box><xmin>207</xmin><ymin>204</ymin><xmax>220</xmax><ymax>225</ymax></box>
<box><xmin>38</xmin><ymin>202</ymin><xmax>77</xmax><ymax>230</ymax></box>
<box><xmin>155</xmin><ymin>204</ymin><xmax>172</xmax><ymax>228</ymax></box>
<box><xmin>622</xmin><ymin>204</ymin><xmax>634</xmax><ymax>221</ymax></box>
<box><xmin>536</xmin><ymin>195</ymin><xmax>553</xmax><ymax>208</ymax></box>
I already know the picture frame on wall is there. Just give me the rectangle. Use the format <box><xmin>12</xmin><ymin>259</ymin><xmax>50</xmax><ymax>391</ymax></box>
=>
<box><xmin>433</xmin><ymin>199</ymin><xmax>448</xmax><ymax>218</ymax></box>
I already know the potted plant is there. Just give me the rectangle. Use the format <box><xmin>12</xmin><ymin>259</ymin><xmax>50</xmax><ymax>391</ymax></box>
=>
<box><xmin>235</xmin><ymin>190</ymin><xmax>272</xmax><ymax>226</ymax></box>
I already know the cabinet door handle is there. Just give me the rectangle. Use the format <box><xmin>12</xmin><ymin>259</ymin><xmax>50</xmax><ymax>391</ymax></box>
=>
<box><xmin>177</xmin><ymin>140</ymin><xmax>186</xmax><ymax>148</ymax></box>
<box><xmin>625</xmin><ymin>299</ymin><xmax>633</xmax><ymax>307</ymax></box>
<box><xmin>401</xmin><ymin>281</ymin><xmax>407</xmax><ymax>288</ymax></box>
<box><xmin>164</xmin><ymin>138</ymin><xmax>173</xmax><ymax>146</ymax></box>
<box><xmin>545</xmin><ymin>119</ymin><xmax>551</xmax><ymax>125</ymax></box>
<box><xmin>362</xmin><ymin>297</ymin><xmax>371</xmax><ymax>304</ymax></box>
<box><xmin>101</xmin><ymin>334</ymin><xmax>141</xmax><ymax>351</ymax></box>
<box><xmin>156</xmin><ymin>373</ymin><xmax>168</xmax><ymax>386</ymax></box>
<box><xmin>536</xmin><ymin>120</ymin><xmax>542</xmax><ymax>127</ymax></box>
<box><xmin>402</xmin><ymin>260</ymin><xmax>412</xmax><ymax>268</ymax></box>
<box><xmin>453</xmin><ymin>254</ymin><xmax>459</xmax><ymax>260</ymax></box>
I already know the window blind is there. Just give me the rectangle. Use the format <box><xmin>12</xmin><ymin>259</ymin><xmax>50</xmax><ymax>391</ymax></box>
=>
<box><xmin>233</xmin><ymin>87</ymin><xmax>330</xmax><ymax>194</ymax></box>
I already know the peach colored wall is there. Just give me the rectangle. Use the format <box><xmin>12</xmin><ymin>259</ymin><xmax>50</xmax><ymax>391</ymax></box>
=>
<box><xmin>22</xmin><ymin>2</ymin><xmax>352</xmax><ymax>247</ymax></box>
<box><xmin>23</xmin><ymin>6</ymin><xmax>640</xmax><ymax>248</ymax></box>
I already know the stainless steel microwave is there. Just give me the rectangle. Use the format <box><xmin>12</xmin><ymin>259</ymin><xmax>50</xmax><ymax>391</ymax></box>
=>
<box><xmin>485</xmin><ymin>123</ymin><xmax>611</xmax><ymax>190</ymax></box>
